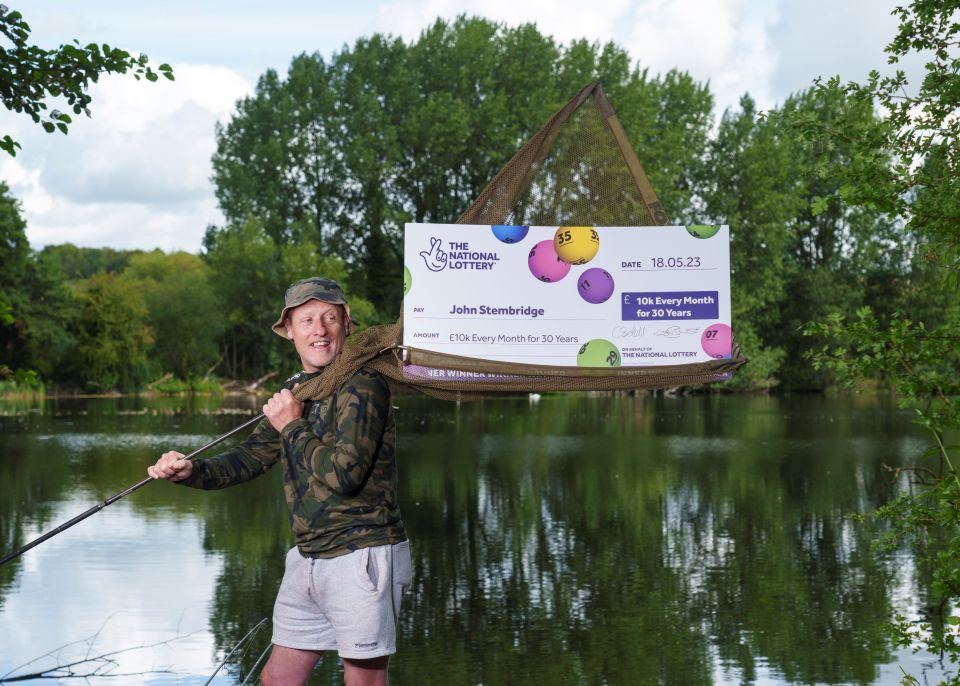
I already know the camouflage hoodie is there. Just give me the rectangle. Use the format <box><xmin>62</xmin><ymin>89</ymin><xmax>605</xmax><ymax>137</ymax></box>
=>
<box><xmin>180</xmin><ymin>367</ymin><xmax>406</xmax><ymax>557</ymax></box>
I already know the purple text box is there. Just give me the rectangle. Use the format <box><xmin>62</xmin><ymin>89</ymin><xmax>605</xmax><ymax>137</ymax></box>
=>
<box><xmin>621</xmin><ymin>291</ymin><xmax>719</xmax><ymax>321</ymax></box>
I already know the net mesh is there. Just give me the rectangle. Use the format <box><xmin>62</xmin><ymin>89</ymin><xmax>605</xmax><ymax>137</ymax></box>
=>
<box><xmin>294</xmin><ymin>81</ymin><xmax>745</xmax><ymax>403</ymax></box>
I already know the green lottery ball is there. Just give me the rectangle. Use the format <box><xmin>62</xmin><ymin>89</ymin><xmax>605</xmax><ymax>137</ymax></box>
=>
<box><xmin>554</xmin><ymin>226</ymin><xmax>599</xmax><ymax>265</ymax></box>
<box><xmin>686</xmin><ymin>225</ymin><xmax>721</xmax><ymax>239</ymax></box>
<box><xmin>403</xmin><ymin>266</ymin><xmax>412</xmax><ymax>296</ymax></box>
<box><xmin>576</xmin><ymin>339</ymin><xmax>621</xmax><ymax>368</ymax></box>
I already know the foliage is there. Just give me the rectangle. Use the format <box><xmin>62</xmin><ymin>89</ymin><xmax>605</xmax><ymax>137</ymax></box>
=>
<box><xmin>0</xmin><ymin>182</ymin><xmax>76</xmax><ymax>382</ymax></box>
<box><xmin>790</xmin><ymin>0</ymin><xmax>960</xmax><ymax>681</ymax></box>
<box><xmin>68</xmin><ymin>272</ymin><xmax>153</xmax><ymax>392</ymax></box>
<box><xmin>807</xmin><ymin>310</ymin><xmax>960</xmax><ymax>683</ymax></box>
<box><xmin>39</xmin><ymin>243</ymin><xmax>139</xmax><ymax>279</ymax></box>
<box><xmin>0</xmin><ymin>5</ymin><xmax>173</xmax><ymax>156</ymax></box>
<box><xmin>124</xmin><ymin>250</ymin><xmax>225</xmax><ymax>379</ymax></box>
<box><xmin>211</xmin><ymin>16</ymin><xmax>714</xmax><ymax>317</ymax></box>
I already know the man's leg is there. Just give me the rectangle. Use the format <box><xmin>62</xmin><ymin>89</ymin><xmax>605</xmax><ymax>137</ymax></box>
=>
<box><xmin>260</xmin><ymin>645</ymin><xmax>323</xmax><ymax>686</ymax></box>
<box><xmin>342</xmin><ymin>656</ymin><xmax>389</xmax><ymax>686</ymax></box>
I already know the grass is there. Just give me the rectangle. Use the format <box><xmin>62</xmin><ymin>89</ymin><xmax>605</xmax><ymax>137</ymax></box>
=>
<box><xmin>150</xmin><ymin>375</ymin><xmax>224</xmax><ymax>395</ymax></box>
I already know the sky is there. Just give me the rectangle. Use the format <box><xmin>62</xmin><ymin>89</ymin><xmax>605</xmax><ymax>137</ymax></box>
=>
<box><xmin>0</xmin><ymin>0</ymin><xmax>921</xmax><ymax>253</ymax></box>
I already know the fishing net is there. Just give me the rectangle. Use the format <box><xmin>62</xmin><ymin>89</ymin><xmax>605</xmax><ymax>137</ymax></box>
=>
<box><xmin>295</xmin><ymin>81</ymin><xmax>745</xmax><ymax>402</ymax></box>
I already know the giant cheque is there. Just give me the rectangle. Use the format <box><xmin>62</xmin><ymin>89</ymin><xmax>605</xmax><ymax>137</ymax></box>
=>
<box><xmin>402</xmin><ymin>223</ymin><xmax>732</xmax><ymax>368</ymax></box>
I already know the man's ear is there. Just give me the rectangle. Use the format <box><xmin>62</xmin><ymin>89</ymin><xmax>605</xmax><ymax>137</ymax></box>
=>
<box><xmin>284</xmin><ymin>319</ymin><xmax>294</xmax><ymax>340</ymax></box>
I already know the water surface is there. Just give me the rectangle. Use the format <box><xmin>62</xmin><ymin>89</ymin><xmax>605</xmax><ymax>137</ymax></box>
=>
<box><xmin>0</xmin><ymin>394</ymin><xmax>952</xmax><ymax>685</ymax></box>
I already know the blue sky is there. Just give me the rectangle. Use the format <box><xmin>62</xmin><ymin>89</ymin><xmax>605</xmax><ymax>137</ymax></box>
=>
<box><xmin>0</xmin><ymin>0</ymin><xmax>919</xmax><ymax>252</ymax></box>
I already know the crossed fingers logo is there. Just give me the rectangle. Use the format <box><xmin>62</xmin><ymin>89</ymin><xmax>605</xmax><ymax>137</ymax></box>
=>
<box><xmin>419</xmin><ymin>237</ymin><xmax>447</xmax><ymax>272</ymax></box>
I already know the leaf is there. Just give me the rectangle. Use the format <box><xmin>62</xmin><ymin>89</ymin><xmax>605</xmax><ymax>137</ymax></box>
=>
<box><xmin>810</xmin><ymin>195</ymin><xmax>830</xmax><ymax>216</ymax></box>
<box><xmin>0</xmin><ymin>135</ymin><xmax>21</xmax><ymax>157</ymax></box>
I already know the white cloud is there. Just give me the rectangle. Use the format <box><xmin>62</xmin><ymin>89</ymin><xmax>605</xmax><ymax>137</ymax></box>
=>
<box><xmin>0</xmin><ymin>63</ymin><xmax>251</xmax><ymax>251</ymax></box>
<box><xmin>371</xmin><ymin>0</ymin><xmax>631</xmax><ymax>46</ymax></box>
<box><xmin>21</xmin><ymin>193</ymin><xmax>224</xmax><ymax>252</ymax></box>
<box><xmin>625</xmin><ymin>0</ymin><xmax>779</xmax><ymax>114</ymax></box>
<box><xmin>370</xmin><ymin>0</ymin><xmax>781</xmax><ymax>114</ymax></box>
<box><xmin>768</xmin><ymin>0</ymin><xmax>923</xmax><ymax>105</ymax></box>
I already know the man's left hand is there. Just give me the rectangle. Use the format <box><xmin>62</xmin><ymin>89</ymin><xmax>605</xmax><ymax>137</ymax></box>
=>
<box><xmin>264</xmin><ymin>388</ymin><xmax>304</xmax><ymax>432</ymax></box>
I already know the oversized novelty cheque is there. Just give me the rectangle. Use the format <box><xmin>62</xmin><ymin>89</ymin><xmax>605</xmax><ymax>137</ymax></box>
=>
<box><xmin>402</xmin><ymin>223</ymin><xmax>732</xmax><ymax>368</ymax></box>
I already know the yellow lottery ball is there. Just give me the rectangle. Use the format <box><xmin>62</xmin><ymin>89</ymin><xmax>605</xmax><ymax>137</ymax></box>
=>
<box><xmin>553</xmin><ymin>226</ymin><xmax>599</xmax><ymax>265</ymax></box>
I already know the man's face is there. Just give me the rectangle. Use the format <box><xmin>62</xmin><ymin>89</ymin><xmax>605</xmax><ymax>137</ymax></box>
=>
<box><xmin>284</xmin><ymin>299</ymin><xmax>346</xmax><ymax>372</ymax></box>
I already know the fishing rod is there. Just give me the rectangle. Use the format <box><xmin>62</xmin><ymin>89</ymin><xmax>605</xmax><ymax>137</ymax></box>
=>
<box><xmin>0</xmin><ymin>412</ymin><xmax>265</xmax><ymax>567</ymax></box>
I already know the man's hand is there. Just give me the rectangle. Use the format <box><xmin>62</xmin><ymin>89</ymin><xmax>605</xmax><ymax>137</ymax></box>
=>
<box><xmin>264</xmin><ymin>388</ymin><xmax>304</xmax><ymax>432</ymax></box>
<box><xmin>148</xmin><ymin>450</ymin><xmax>193</xmax><ymax>481</ymax></box>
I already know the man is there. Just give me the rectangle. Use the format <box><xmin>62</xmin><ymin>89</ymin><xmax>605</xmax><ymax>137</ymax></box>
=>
<box><xmin>148</xmin><ymin>277</ymin><xmax>410</xmax><ymax>686</ymax></box>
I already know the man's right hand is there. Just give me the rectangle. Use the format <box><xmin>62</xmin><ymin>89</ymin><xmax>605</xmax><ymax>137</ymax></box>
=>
<box><xmin>148</xmin><ymin>450</ymin><xmax>193</xmax><ymax>481</ymax></box>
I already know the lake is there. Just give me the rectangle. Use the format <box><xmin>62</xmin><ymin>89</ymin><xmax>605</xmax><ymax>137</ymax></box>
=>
<box><xmin>0</xmin><ymin>393</ymin><xmax>953</xmax><ymax>685</ymax></box>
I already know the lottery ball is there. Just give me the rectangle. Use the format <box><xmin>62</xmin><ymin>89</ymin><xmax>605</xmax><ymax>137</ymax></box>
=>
<box><xmin>687</xmin><ymin>224</ymin><xmax>721</xmax><ymax>239</ymax></box>
<box><xmin>528</xmin><ymin>240</ymin><xmax>571</xmax><ymax>283</ymax></box>
<box><xmin>576</xmin><ymin>339</ymin><xmax>622</xmax><ymax>368</ymax></box>
<box><xmin>491</xmin><ymin>224</ymin><xmax>529</xmax><ymax>244</ymax></box>
<box><xmin>701</xmin><ymin>323</ymin><xmax>732</xmax><ymax>358</ymax></box>
<box><xmin>403</xmin><ymin>265</ymin><xmax>412</xmax><ymax>296</ymax></box>
<box><xmin>577</xmin><ymin>268</ymin><xmax>615</xmax><ymax>304</ymax></box>
<box><xmin>554</xmin><ymin>226</ymin><xmax>599</xmax><ymax>264</ymax></box>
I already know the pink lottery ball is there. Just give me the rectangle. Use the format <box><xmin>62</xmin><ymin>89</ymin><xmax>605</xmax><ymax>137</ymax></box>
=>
<box><xmin>577</xmin><ymin>268</ymin><xmax>615</xmax><ymax>304</ymax></box>
<box><xmin>528</xmin><ymin>240</ymin><xmax>571</xmax><ymax>283</ymax></box>
<box><xmin>701</xmin><ymin>323</ymin><xmax>732</xmax><ymax>358</ymax></box>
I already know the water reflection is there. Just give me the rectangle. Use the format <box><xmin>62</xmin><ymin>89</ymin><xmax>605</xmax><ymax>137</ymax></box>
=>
<box><xmin>0</xmin><ymin>394</ymin><xmax>949</xmax><ymax>685</ymax></box>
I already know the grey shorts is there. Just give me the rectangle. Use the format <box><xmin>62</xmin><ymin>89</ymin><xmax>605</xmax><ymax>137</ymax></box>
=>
<box><xmin>271</xmin><ymin>541</ymin><xmax>412</xmax><ymax>659</ymax></box>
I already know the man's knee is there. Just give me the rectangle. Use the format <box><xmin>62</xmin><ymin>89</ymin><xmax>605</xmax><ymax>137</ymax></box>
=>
<box><xmin>261</xmin><ymin>646</ymin><xmax>323</xmax><ymax>686</ymax></box>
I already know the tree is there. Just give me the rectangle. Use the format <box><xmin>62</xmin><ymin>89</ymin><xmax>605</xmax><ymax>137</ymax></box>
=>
<box><xmin>789</xmin><ymin>0</ymin><xmax>960</xmax><ymax>681</ymax></box>
<box><xmin>699</xmin><ymin>95</ymin><xmax>793</xmax><ymax>390</ymax></box>
<box><xmin>124</xmin><ymin>251</ymin><xmax>225</xmax><ymax>379</ymax></box>
<box><xmin>211</xmin><ymin>16</ymin><xmax>715</xmax><ymax>318</ymax></box>
<box><xmin>201</xmin><ymin>219</ymin><xmax>289</xmax><ymax>380</ymax></box>
<box><xmin>0</xmin><ymin>6</ymin><xmax>174</xmax><ymax>156</ymax></box>
<box><xmin>40</xmin><ymin>243</ymin><xmax>138</xmax><ymax>279</ymax></box>
<box><xmin>68</xmin><ymin>272</ymin><xmax>153</xmax><ymax>391</ymax></box>
<box><xmin>0</xmin><ymin>179</ymin><xmax>30</xmax><ymax>381</ymax></box>
<box><xmin>0</xmin><ymin>182</ymin><xmax>75</xmax><ymax>383</ymax></box>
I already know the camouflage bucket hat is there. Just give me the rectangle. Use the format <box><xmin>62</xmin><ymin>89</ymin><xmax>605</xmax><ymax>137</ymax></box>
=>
<box><xmin>271</xmin><ymin>277</ymin><xmax>356</xmax><ymax>338</ymax></box>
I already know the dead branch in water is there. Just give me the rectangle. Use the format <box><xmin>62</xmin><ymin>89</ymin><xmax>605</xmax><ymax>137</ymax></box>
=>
<box><xmin>0</xmin><ymin>614</ymin><xmax>200</xmax><ymax>683</ymax></box>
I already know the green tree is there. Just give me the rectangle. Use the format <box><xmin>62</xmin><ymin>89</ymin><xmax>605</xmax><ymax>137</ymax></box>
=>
<box><xmin>212</xmin><ymin>58</ymin><xmax>342</xmax><ymax>248</ymax></box>
<box><xmin>201</xmin><ymin>219</ymin><xmax>285</xmax><ymax>379</ymax></box>
<box><xmin>211</xmin><ymin>16</ymin><xmax>715</xmax><ymax>318</ymax></box>
<box><xmin>700</xmin><ymin>95</ymin><xmax>793</xmax><ymax>390</ymax></box>
<box><xmin>40</xmin><ymin>243</ymin><xmax>138</xmax><ymax>279</ymax></box>
<box><xmin>124</xmin><ymin>251</ymin><xmax>225</xmax><ymax>380</ymax></box>
<box><xmin>69</xmin><ymin>272</ymin><xmax>153</xmax><ymax>391</ymax></box>
<box><xmin>775</xmin><ymin>85</ymin><xmax>914</xmax><ymax>390</ymax></box>
<box><xmin>703</xmin><ymin>84</ymin><xmax>923</xmax><ymax>391</ymax></box>
<box><xmin>0</xmin><ymin>178</ymin><xmax>30</xmax><ymax>383</ymax></box>
<box><xmin>0</xmin><ymin>6</ymin><xmax>173</xmax><ymax>155</ymax></box>
<box><xmin>788</xmin><ymin>0</ymin><xmax>960</xmax><ymax>681</ymax></box>
<box><xmin>0</xmin><ymin>182</ymin><xmax>75</xmax><ymax>383</ymax></box>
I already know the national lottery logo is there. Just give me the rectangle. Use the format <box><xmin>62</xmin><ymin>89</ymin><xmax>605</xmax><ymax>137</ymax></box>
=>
<box><xmin>420</xmin><ymin>237</ymin><xmax>448</xmax><ymax>272</ymax></box>
<box><xmin>419</xmin><ymin>236</ymin><xmax>500</xmax><ymax>272</ymax></box>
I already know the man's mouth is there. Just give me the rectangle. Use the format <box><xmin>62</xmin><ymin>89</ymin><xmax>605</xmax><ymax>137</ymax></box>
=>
<box><xmin>310</xmin><ymin>341</ymin><xmax>330</xmax><ymax>349</ymax></box>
